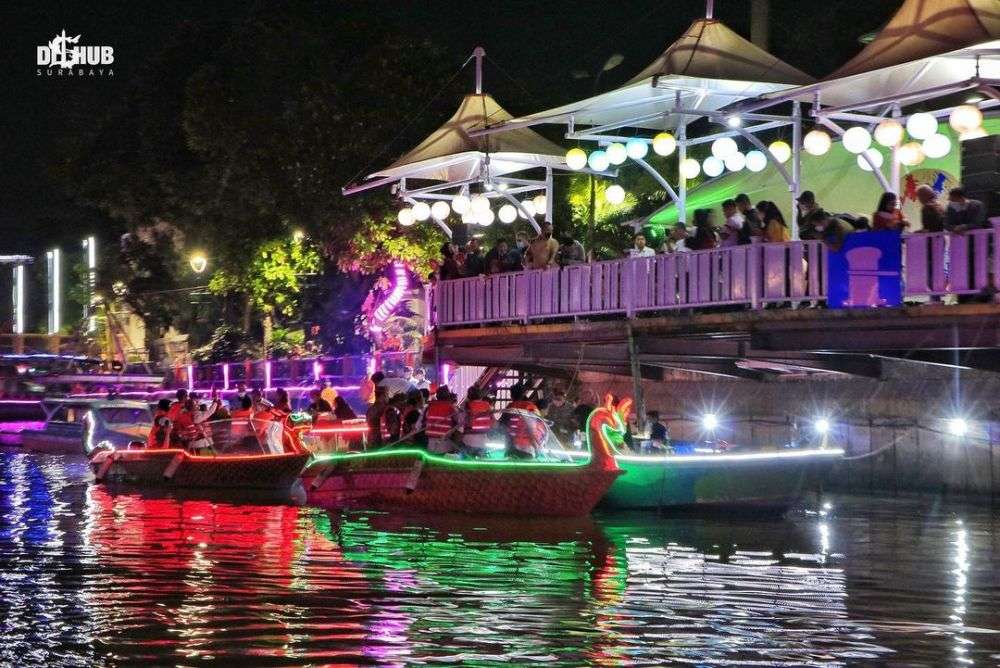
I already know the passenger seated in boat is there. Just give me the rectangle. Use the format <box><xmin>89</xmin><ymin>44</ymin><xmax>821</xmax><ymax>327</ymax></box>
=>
<box><xmin>505</xmin><ymin>385</ymin><xmax>541</xmax><ymax>459</ymax></box>
<box><xmin>333</xmin><ymin>395</ymin><xmax>357</xmax><ymax>420</ymax></box>
<box><xmin>178</xmin><ymin>392</ymin><xmax>222</xmax><ymax>454</ymax></box>
<box><xmin>230</xmin><ymin>396</ymin><xmax>253</xmax><ymax>421</ymax></box>
<box><xmin>380</xmin><ymin>393</ymin><xmax>406</xmax><ymax>445</ymax></box>
<box><xmin>148</xmin><ymin>399</ymin><xmax>173</xmax><ymax>449</ymax></box>
<box><xmin>366</xmin><ymin>386</ymin><xmax>389</xmax><ymax>447</ymax></box>
<box><xmin>399</xmin><ymin>391</ymin><xmax>425</xmax><ymax>446</ymax></box>
<box><xmin>460</xmin><ymin>386</ymin><xmax>494</xmax><ymax>457</ymax></box>
<box><xmin>167</xmin><ymin>389</ymin><xmax>188</xmax><ymax>423</ymax></box>
<box><xmin>646</xmin><ymin>411</ymin><xmax>671</xmax><ymax>453</ymax></box>
<box><xmin>272</xmin><ymin>388</ymin><xmax>292</xmax><ymax>416</ymax></box>
<box><xmin>424</xmin><ymin>386</ymin><xmax>459</xmax><ymax>454</ymax></box>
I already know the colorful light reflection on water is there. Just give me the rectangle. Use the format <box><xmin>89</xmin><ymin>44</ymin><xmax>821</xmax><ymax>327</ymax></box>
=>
<box><xmin>0</xmin><ymin>451</ymin><xmax>998</xmax><ymax>666</ymax></box>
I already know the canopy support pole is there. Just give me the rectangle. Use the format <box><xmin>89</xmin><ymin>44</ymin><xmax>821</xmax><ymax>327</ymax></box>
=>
<box><xmin>500</xmin><ymin>192</ymin><xmax>541</xmax><ymax>233</ymax></box>
<box><xmin>890</xmin><ymin>105</ymin><xmax>902</xmax><ymax>195</ymax></box>
<box><xmin>678</xmin><ymin>121</ymin><xmax>687</xmax><ymax>224</ymax></box>
<box><xmin>545</xmin><ymin>167</ymin><xmax>554</xmax><ymax>224</ymax></box>
<box><xmin>818</xmin><ymin>118</ymin><xmax>892</xmax><ymax>193</ymax></box>
<box><xmin>791</xmin><ymin>101</ymin><xmax>802</xmax><ymax>240</ymax></box>
<box><xmin>473</xmin><ymin>47</ymin><xmax>485</xmax><ymax>94</ymax></box>
<box><xmin>404</xmin><ymin>196</ymin><xmax>452</xmax><ymax>238</ymax></box>
<box><xmin>632</xmin><ymin>157</ymin><xmax>680</xmax><ymax>206</ymax></box>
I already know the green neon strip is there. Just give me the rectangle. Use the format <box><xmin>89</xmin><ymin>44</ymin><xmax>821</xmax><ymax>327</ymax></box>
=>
<box><xmin>310</xmin><ymin>447</ymin><xmax>591</xmax><ymax>469</ymax></box>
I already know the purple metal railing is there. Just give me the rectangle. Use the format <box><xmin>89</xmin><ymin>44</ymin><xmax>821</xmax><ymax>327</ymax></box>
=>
<box><xmin>432</xmin><ymin>224</ymin><xmax>1000</xmax><ymax>327</ymax></box>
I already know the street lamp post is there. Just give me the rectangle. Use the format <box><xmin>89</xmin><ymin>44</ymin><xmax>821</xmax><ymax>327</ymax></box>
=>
<box><xmin>46</xmin><ymin>248</ymin><xmax>61</xmax><ymax>335</ymax></box>
<box><xmin>83</xmin><ymin>236</ymin><xmax>97</xmax><ymax>333</ymax></box>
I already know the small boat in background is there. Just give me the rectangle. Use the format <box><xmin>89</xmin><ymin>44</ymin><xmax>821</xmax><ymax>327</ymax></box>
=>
<box><xmin>22</xmin><ymin>399</ymin><xmax>152</xmax><ymax>455</ymax></box>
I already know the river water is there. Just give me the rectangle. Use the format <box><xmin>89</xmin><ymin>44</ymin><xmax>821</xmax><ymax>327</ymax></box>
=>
<box><xmin>1</xmin><ymin>451</ymin><xmax>998</xmax><ymax>666</ymax></box>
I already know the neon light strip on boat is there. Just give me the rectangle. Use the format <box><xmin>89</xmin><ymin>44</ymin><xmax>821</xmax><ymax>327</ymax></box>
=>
<box><xmin>609</xmin><ymin>448</ymin><xmax>845</xmax><ymax>463</ymax></box>
<box><xmin>310</xmin><ymin>448</ymin><xmax>590</xmax><ymax>469</ymax></box>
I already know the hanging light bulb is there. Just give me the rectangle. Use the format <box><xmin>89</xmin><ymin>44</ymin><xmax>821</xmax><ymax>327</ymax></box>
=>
<box><xmin>803</xmin><ymin>129</ymin><xmax>831</xmax><ymax>156</ymax></box>
<box><xmin>874</xmin><ymin>119</ymin><xmax>904</xmax><ymax>147</ymax></box>
<box><xmin>565</xmin><ymin>147</ymin><xmax>588</xmax><ymax>170</ymax></box>
<box><xmin>922</xmin><ymin>133</ymin><xmax>952</xmax><ymax>159</ymax></box>
<box><xmin>451</xmin><ymin>194</ymin><xmax>470</xmax><ymax>214</ymax></box>
<box><xmin>470</xmin><ymin>194</ymin><xmax>490</xmax><ymax>214</ymax></box>
<box><xmin>702</xmin><ymin>156</ymin><xmax>724</xmax><ymax>177</ymax></box>
<box><xmin>745</xmin><ymin>150</ymin><xmax>767</xmax><ymax>172</ymax></box>
<box><xmin>725</xmin><ymin>151</ymin><xmax>746</xmax><ymax>172</ymax></box>
<box><xmin>679</xmin><ymin>158</ymin><xmax>701</xmax><ymax>179</ymax></box>
<box><xmin>532</xmin><ymin>194</ymin><xmax>547</xmax><ymax>213</ymax></box>
<box><xmin>498</xmin><ymin>204</ymin><xmax>517</xmax><ymax>224</ymax></box>
<box><xmin>461</xmin><ymin>210</ymin><xmax>477</xmax><ymax>225</ymax></box>
<box><xmin>842</xmin><ymin>126</ymin><xmax>872</xmax><ymax>154</ymax></box>
<box><xmin>476</xmin><ymin>208</ymin><xmax>495</xmax><ymax>226</ymax></box>
<box><xmin>588</xmin><ymin>150</ymin><xmax>610</xmax><ymax>172</ymax></box>
<box><xmin>430</xmin><ymin>200</ymin><xmax>451</xmax><ymax>220</ymax></box>
<box><xmin>949</xmin><ymin>104</ymin><xmax>983</xmax><ymax>133</ymax></box>
<box><xmin>397</xmin><ymin>208</ymin><xmax>414</xmax><ymax>226</ymax></box>
<box><xmin>652</xmin><ymin>132</ymin><xmax>676</xmax><ymax>156</ymax></box>
<box><xmin>768</xmin><ymin>140</ymin><xmax>791</xmax><ymax>163</ymax></box>
<box><xmin>711</xmin><ymin>137</ymin><xmax>738</xmax><ymax>159</ymax></box>
<box><xmin>519</xmin><ymin>199</ymin><xmax>536</xmax><ymax>219</ymax></box>
<box><xmin>906</xmin><ymin>112</ymin><xmax>938</xmax><ymax>140</ymax></box>
<box><xmin>604</xmin><ymin>184</ymin><xmax>626</xmax><ymax>205</ymax></box>
<box><xmin>605</xmin><ymin>142</ymin><xmax>628</xmax><ymax>165</ymax></box>
<box><xmin>625</xmin><ymin>139</ymin><xmax>648</xmax><ymax>160</ymax></box>
<box><xmin>856</xmin><ymin>148</ymin><xmax>884</xmax><ymax>172</ymax></box>
<box><xmin>897</xmin><ymin>141</ymin><xmax>925</xmax><ymax>166</ymax></box>
<box><xmin>412</xmin><ymin>201</ymin><xmax>431</xmax><ymax>221</ymax></box>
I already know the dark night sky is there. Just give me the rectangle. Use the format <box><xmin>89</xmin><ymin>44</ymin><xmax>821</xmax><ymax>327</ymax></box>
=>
<box><xmin>1</xmin><ymin>0</ymin><xmax>903</xmax><ymax>257</ymax></box>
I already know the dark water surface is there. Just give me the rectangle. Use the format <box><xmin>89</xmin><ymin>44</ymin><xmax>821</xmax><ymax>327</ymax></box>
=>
<box><xmin>1</xmin><ymin>452</ymin><xmax>998</xmax><ymax>666</ymax></box>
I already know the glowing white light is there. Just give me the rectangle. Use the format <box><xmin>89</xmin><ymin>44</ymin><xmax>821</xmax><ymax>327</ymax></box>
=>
<box><xmin>605</xmin><ymin>184</ymin><xmax>626</xmax><ymax>204</ymax></box>
<box><xmin>702</xmin><ymin>156</ymin><xmax>724</xmax><ymax>177</ymax></box>
<box><xmin>842</xmin><ymin>126</ymin><xmax>872</xmax><ymax>154</ymax></box>
<box><xmin>532</xmin><ymin>194</ymin><xmax>547</xmax><ymax>212</ymax></box>
<box><xmin>498</xmin><ymin>204</ymin><xmax>517</xmax><ymax>224</ymax></box>
<box><xmin>874</xmin><ymin>119</ymin><xmax>904</xmax><ymax>147</ymax></box>
<box><xmin>906</xmin><ymin>112</ymin><xmax>938</xmax><ymax>140</ymax></box>
<box><xmin>948</xmin><ymin>417</ymin><xmax>969</xmax><ymax>437</ymax></box>
<box><xmin>451</xmin><ymin>194</ymin><xmax>470</xmax><ymax>214</ymax></box>
<box><xmin>724</xmin><ymin>151</ymin><xmax>746</xmax><ymax>172</ymax></box>
<box><xmin>461</xmin><ymin>211</ymin><xmax>476</xmax><ymax>225</ymax></box>
<box><xmin>898</xmin><ymin>141</ymin><xmax>925</xmax><ymax>166</ymax></box>
<box><xmin>856</xmin><ymin>148</ymin><xmax>884</xmax><ymax>171</ymax></box>
<box><xmin>566</xmin><ymin>147</ymin><xmax>588</xmax><ymax>170</ymax></box>
<box><xmin>746</xmin><ymin>150</ymin><xmax>767</xmax><ymax>172</ymax></box>
<box><xmin>519</xmin><ymin>199</ymin><xmax>537</xmax><ymax>219</ymax></box>
<box><xmin>476</xmin><ymin>208</ymin><xmax>495</xmax><ymax>226</ymax></box>
<box><xmin>626</xmin><ymin>139</ymin><xmax>649</xmax><ymax>160</ymax></box>
<box><xmin>711</xmin><ymin>137</ymin><xmax>738</xmax><ymax>159</ymax></box>
<box><xmin>949</xmin><ymin>105</ymin><xmax>983</xmax><ymax>133</ymax></box>
<box><xmin>470</xmin><ymin>194</ymin><xmax>490</xmax><ymax>214</ymax></box>
<box><xmin>412</xmin><ymin>201</ymin><xmax>431</xmax><ymax>221</ymax></box>
<box><xmin>726</xmin><ymin>115</ymin><xmax>742</xmax><ymax>128</ymax></box>
<box><xmin>397</xmin><ymin>208</ymin><xmax>414</xmax><ymax>226</ymax></box>
<box><xmin>922</xmin><ymin>133</ymin><xmax>951</xmax><ymax>159</ymax></box>
<box><xmin>679</xmin><ymin>157</ymin><xmax>701</xmax><ymax>179</ymax></box>
<box><xmin>430</xmin><ymin>200</ymin><xmax>451</xmax><ymax>220</ymax></box>
<box><xmin>588</xmin><ymin>150</ymin><xmax>610</xmax><ymax>172</ymax></box>
<box><xmin>803</xmin><ymin>129</ymin><xmax>831</xmax><ymax>156</ymax></box>
<box><xmin>768</xmin><ymin>140</ymin><xmax>791</xmax><ymax>163</ymax></box>
<box><xmin>605</xmin><ymin>142</ymin><xmax>627</xmax><ymax>165</ymax></box>
<box><xmin>652</xmin><ymin>132</ymin><xmax>676</xmax><ymax>156</ymax></box>
<box><xmin>702</xmin><ymin>413</ymin><xmax>719</xmax><ymax>430</ymax></box>
<box><xmin>814</xmin><ymin>418</ymin><xmax>830</xmax><ymax>435</ymax></box>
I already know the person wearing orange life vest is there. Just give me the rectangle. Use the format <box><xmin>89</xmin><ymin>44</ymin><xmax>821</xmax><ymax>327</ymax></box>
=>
<box><xmin>505</xmin><ymin>384</ymin><xmax>541</xmax><ymax>459</ymax></box>
<box><xmin>147</xmin><ymin>399</ymin><xmax>173</xmax><ymax>449</ymax></box>
<box><xmin>460</xmin><ymin>386</ymin><xmax>494</xmax><ymax>457</ymax></box>
<box><xmin>423</xmin><ymin>386</ymin><xmax>458</xmax><ymax>454</ymax></box>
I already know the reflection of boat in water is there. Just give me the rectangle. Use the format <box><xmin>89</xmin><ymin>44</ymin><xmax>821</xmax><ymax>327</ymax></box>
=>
<box><xmin>21</xmin><ymin>399</ymin><xmax>151</xmax><ymax>455</ymax></box>
<box><xmin>301</xmin><ymin>400</ymin><xmax>628</xmax><ymax>517</ymax></box>
<box><xmin>89</xmin><ymin>416</ymin><xmax>310</xmax><ymax>491</ymax></box>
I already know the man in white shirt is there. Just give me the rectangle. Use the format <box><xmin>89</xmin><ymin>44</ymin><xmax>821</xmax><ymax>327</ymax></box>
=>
<box><xmin>720</xmin><ymin>199</ymin><xmax>744</xmax><ymax>247</ymax></box>
<box><xmin>628</xmin><ymin>233</ymin><xmax>656</xmax><ymax>258</ymax></box>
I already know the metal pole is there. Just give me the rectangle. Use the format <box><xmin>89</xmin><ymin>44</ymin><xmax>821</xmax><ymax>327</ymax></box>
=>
<box><xmin>473</xmin><ymin>47</ymin><xmax>485</xmax><ymax>94</ymax></box>
<box><xmin>791</xmin><ymin>101</ymin><xmax>802</xmax><ymax>240</ymax></box>
<box><xmin>627</xmin><ymin>324</ymin><xmax>646</xmax><ymax>437</ymax></box>
<box><xmin>84</xmin><ymin>236</ymin><xmax>97</xmax><ymax>333</ymax></box>
<box><xmin>678</xmin><ymin>121</ymin><xmax>687</xmax><ymax>224</ymax></box>
<box><xmin>12</xmin><ymin>264</ymin><xmax>24</xmax><ymax>335</ymax></box>
<box><xmin>890</xmin><ymin>105</ymin><xmax>902</xmax><ymax>194</ymax></box>
<box><xmin>47</xmin><ymin>248</ymin><xmax>61</xmax><ymax>335</ymax></box>
<box><xmin>545</xmin><ymin>167</ymin><xmax>554</xmax><ymax>224</ymax></box>
<box><xmin>705</xmin><ymin>0</ymin><xmax>714</xmax><ymax>19</ymax></box>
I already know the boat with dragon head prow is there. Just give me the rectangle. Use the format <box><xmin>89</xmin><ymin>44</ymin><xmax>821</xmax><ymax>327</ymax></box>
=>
<box><xmin>299</xmin><ymin>397</ymin><xmax>630</xmax><ymax>516</ymax></box>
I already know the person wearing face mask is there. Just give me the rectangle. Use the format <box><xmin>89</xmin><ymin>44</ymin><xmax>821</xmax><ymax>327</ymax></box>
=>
<box><xmin>506</xmin><ymin>233</ymin><xmax>529</xmax><ymax>270</ymax></box>
<box><xmin>525</xmin><ymin>222</ymin><xmax>560</xmax><ymax>270</ymax></box>
<box><xmin>945</xmin><ymin>187</ymin><xmax>986</xmax><ymax>232</ymax></box>
<box><xmin>807</xmin><ymin>209</ymin><xmax>853</xmax><ymax>251</ymax></box>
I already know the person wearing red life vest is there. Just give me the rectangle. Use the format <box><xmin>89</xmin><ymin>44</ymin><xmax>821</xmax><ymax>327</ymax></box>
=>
<box><xmin>461</xmin><ymin>386</ymin><xmax>494</xmax><ymax>457</ymax></box>
<box><xmin>147</xmin><ymin>399</ymin><xmax>173</xmax><ymax>449</ymax></box>
<box><xmin>423</xmin><ymin>386</ymin><xmax>458</xmax><ymax>454</ymax></box>
<box><xmin>505</xmin><ymin>384</ymin><xmax>541</xmax><ymax>459</ymax></box>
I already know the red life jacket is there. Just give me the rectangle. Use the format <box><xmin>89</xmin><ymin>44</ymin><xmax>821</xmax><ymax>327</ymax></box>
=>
<box><xmin>507</xmin><ymin>400</ymin><xmax>540</xmax><ymax>450</ymax></box>
<box><xmin>424</xmin><ymin>400</ymin><xmax>456</xmax><ymax>438</ymax></box>
<box><xmin>465</xmin><ymin>399</ymin><xmax>493</xmax><ymax>434</ymax></box>
<box><xmin>148</xmin><ymin>410</ymin><xmax>170</xmax><ymax>449</ymax></box>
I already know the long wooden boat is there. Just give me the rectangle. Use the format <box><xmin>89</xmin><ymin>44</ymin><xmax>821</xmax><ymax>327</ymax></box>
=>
<box><xmin>300</xmin><ymin>399</ymin><xmax>630</xmax><ymax>517</ymax></box>
<box><xmin>89</xmin><ymin>415</ymin><xmax>310</xmax><ymax>491</ymax></box>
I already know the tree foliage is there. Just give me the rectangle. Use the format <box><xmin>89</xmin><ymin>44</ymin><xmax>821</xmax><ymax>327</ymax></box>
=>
<box><xmin>209</xmin><ymin>237</ymin><xmax>320</xmax><ymax>318</ymax></box>
<box><xmin>338</xmin><ymin>216</ymin><xmax>444</xmax><ymax>279</ymax></box>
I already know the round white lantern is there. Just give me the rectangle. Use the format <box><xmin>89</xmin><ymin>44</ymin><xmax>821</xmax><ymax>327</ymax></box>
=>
<box><xmin>605</xmin><ymin>184</ymin><xmax>626</xmax><ymax>205</ymax></box>
<box><xmin>532</xmin><ymin>194</ymin><xmax>547</xmax><ymax>212</ymax></box>
<box><xmin>842</xmin><ymin>126</ymin><xmax>872</xmax><ymax>154</ymax></box>
<box><xmin>803</xmin><ymin>129</ymin><xmax>831</xmax><ymax>156</ymax></box>
<box><xmin>625</xmin><ymin>139</ymin><xmax>649</xmax><ymax>160</ymax></box>
<box><xmin>746</xmin><ymin>150</ymin><xmax>767</xmax><ymax>172</ymax></box>
<box><xmin>897</xmin><ymin>141</ymin><xmax>925</xmax><ymax>166</ymax></box>
<box><xmin>519</xmin><ymin>199</ymin><xmax>536</xmax><ymax>219</ymax></box>
<box><xmin>565</xmin><ymin>148</ymin><xmax>588</xmax><ymax>170</ymax></box>
<box><xmin>856</xmin><ymin>148</ymin><xmax>884</xmax><ymax>172</ymax></box>
<box><xmin>702</xmin><ymin>156</ymin><xmax>724</xmax><ymax>178</ymax></box>
<box><xmin>412</xmin><ymin>201</ymin><xmax>431</xmax><ymax>221</ymax></box>
<box><xmin>711</xmin><ymin>137</ymin><xmax>738</xmax><ymax>160</ymax></box>
<box><xmin>476</xmin><ymin>208</ymin><xmax>495</xmax><ymax>226</ymax></box>
<box><xmin>588</xmin><ymin>150</ymin><xmax>610</xmax><ymax>172</ymax></box>
<box><xmin>498</xmin><ymin>204</ymin><xmax>517</xmax><ymax>224</ymax></box>
<box><xmin>397</xmin><ymin>208</ymin><xmax>414</xmax><ymax>226</ymax></box>
<box><xmin>874</xmin><ymin>119</ymin><xmax>904</xmax><ymax>147</ymax></box>
<box><xmin>922</xmin><ymin>133</ymin><xmax>951</xmax><ymax>159</ymax></box>
<box><xmin>949</xmin><ymin>104</ymin><xmax>983</xmax><ymax>133</ymax></box>
<box><xmin>768</xmin><ymin>140</ymin><xmax>791</xmax><ymax>163</ymax></box>
<box><xmin>725</xmin><ymin>151</ymin><xmax>746</xmax><ymax>172</ymax></box>
<box><xmin>652</xmin><ymin>132</ymin><xmax>676</xmax><ymax>156</ymax></box>
<box><xmin>960</xmin><ymin>127</ymin><xmax>988</xmax><ymax>141</ymax></box>
<box><xmin>605</xmin><ymin>142</ymin><xmax>628</xmax><ymax>165</ymax></box>
<box><xmin>679</xmin><ymin>158</ymin><xmax>701</xmax><ymax>179</ymax></box>
<box><xmin>906</xmin><ymin>112</ymin><xmax>937</xmax><ymax>140</ymax></box>
<box><xmin>470</xmin><ymin>194</ymin><xmax>490</xmax><ymax>214</ymax></box>
<box><xmin>430</xmin><ymin>201</ymin><xmax>450</xmax><ymax>220</ymax></box>
<box><xmin>461</xmin><ymin>211</ymin><xmax>476</xmax><ymax>225</ymax></box>
<box><xmin>451</xmin><ymin>194</ymin><xmax>470</xmax><ymax>214</ymax></box>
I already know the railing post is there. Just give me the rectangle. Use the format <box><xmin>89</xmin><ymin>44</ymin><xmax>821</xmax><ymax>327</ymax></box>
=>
<box><xmin>624</xmin><ymin>258</ymin><xmax>636</xmax><ymax>319</ymax></box>
<box><xmin>749</xmin><ymin>243</ymin><xmax>761</xmax><ymax>309</ymax></box>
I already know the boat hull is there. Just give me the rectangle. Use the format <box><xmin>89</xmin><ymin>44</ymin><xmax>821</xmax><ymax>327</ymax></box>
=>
<box><xmin>22</xmin><ymin>430</ymin><xmax>83</xmax><ymax>455</ymax></box>
<box><xmin>601</xmin><ymin>450</ymin><xmax>841</xmax><ymax>510</ymax></box>
<box><xmin>302</xmin><ymin>451</ymin><xmax>621</xmax><ymax>517</ymax></box>
<box><xmin>90</xmin><ymin>449</ymin><xmax>310</xmax><ymax>491</ymax></box>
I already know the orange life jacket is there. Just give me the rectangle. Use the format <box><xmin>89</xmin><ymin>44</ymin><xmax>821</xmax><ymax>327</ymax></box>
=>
<box><xmin>424</xmin><ymin>400</ymin><xmax>456</xmax><ymax>438</ymax></box>
<box><xmin>148</xmin><ymin>410</ymin><xmax>170</xmax><ymax>449</ymax></box>
<box><xmin>507</xmin><ymin>399</ymin><xmax>540</xmax><ymax>450</ymax></box>
<box><xmin>465</xmin><ymin>399</ymin><xmax>494</xmax><ymax>434</ymax></box>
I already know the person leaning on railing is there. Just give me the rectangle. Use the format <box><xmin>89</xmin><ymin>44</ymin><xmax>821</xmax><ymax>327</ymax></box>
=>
<box><xmin>525</xmin><ymin>222</ymin><xmax>560</xmax><ymax>269</ymax></box>
<box><xmin>945</xmin><ymin>187</ymin><xmax>987</xmax><ymax>232</ymax></box>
